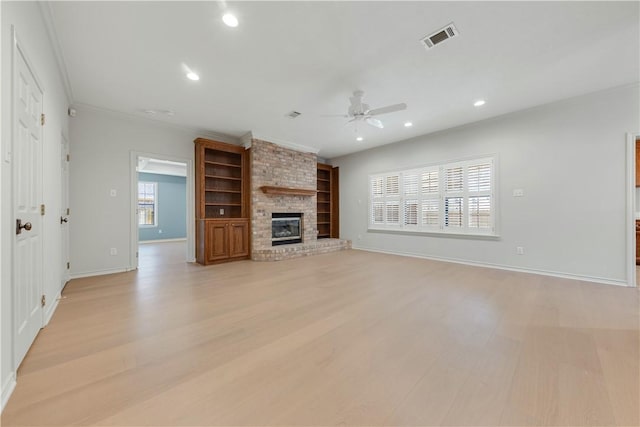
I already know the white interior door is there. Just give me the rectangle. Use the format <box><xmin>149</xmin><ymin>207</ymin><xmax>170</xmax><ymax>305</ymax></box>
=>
<box><xmin>60</xmin><ymin>134</ymin><xmax>70</xmax><ymax>288</ymax></box>
<box><xmin>13</xmin><ymin>38</ymin><xmax>44</xmax><ymax>367</ymax></box>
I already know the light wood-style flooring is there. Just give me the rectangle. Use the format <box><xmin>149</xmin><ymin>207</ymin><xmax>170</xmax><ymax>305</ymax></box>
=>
<box><xmin>3</xmin><ymin>243</ymin><xmax>639</xmax><ymax>426</ymax></box>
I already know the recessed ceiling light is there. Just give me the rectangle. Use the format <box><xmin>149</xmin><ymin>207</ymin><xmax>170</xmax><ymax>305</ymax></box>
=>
<box><xmin>222</xmin><ymin>13</ymin><xmax>239</xmax><ymax>27</ymax></box>
<box><xmin>474</xmin><ymin>99</ymin><xmax>486</xmax><ymax>107</ymax></box>
<box><xmin>356</xmin><ymin>136</ymin><xmax>363</xmax><ymax>142</ymax></box>
<box><xmin>404</xmin><ymin>122</ymin><xmax>413</xmax><ymax>127</ymax></box>
<box><xmin>186</xmin><ymin>72</ymin><xmax>200</xmax><ymax>81</ymax></box>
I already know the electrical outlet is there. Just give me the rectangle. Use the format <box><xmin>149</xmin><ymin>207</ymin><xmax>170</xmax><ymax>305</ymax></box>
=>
<box><xmin>110</xmin><ymin>189</ymin><xmax>117</xmax><ymax>197</ymax></box>
<box><xmin>219</xmin><ymin>208</ymin><xmax>224</xmax><ymax>215</ymax></box>
<box><xmin>110</xmin><ymin>248</ymin><xmax>117</xmax><ymax>256</ymax></box>
<box><xmin>516</xmin><ymin>246</ymin><xmax>524</xmax><ymax>255</ymax></box>
<box><xmin>357</xmin><ymin>234</ymin><xmax>362</xmax><ymax>240</ymax></box>
<box><xmin>158</xmin><ymin>229</ymin><xmax>163</xmax><ymax>234</ymax></box>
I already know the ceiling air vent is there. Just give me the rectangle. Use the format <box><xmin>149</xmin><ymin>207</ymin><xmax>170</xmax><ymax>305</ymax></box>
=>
<box><xmin>420</xmin><ymin>23</ymin><xmax>458</xmax><ymax>50</ymax></box>
<box><xmin>287</xmin><ymin>111</ymin><xmax>301</xmax><ymax>119</ymax></box>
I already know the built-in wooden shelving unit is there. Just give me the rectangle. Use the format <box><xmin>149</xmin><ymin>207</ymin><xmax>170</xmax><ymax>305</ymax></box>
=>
<box><xmin>317</xmin><ymin>163</ymin><xmax>339</xmax><ymax>239</ymax></box>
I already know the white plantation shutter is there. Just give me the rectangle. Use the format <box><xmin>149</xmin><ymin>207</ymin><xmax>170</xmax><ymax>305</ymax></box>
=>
<box><xmin>467</xmin><ymin>160</ymin><xmax>493</xmax><ymax>230</ymax></box>
<box><xmin>421</xmin><ymin>170</ymin><xmax>438</xmax><ymax>194</ymax></box>
<box><xmin>386</xmin><ymin>175</ymin><xmax>399</xmax><ymax>195</ymax></box>
<box><xmin>468</xmin><ymin>162</ymin><xmax>491</xmax><ymax>193</ymax></box>
<box><xmin>444</xmin><ymin>164</ymin><xmax>464</xmax><ymax>230</ymax></box>
<box><xmin>469</xmin><ymin>196</ymin><xmax>491</xmax><ymax>229</ymax></box>
<box><xmin>369</xmin><ymin>156</ymin><xmax>495</xmax><ymax>235</ymax></box>
<box><xmin>403</xmin><ymin>172</ymin><xmax>419</xmax><ymax>226</ymax></box>
<box><xmin>420</xmin><ymin>168</ymin><xmax>439</xmax><ymax>229</ymax></box>
<box><xmin>372</xmin><ymin>202</ymin><xmax>384</xmax><ymax>224</ymax></box>
<box><xmin>386</xmin><ymin>202</ymin><xmax>400</xmax><ymax>224</ymax></box>
<box><xmin>421</xmin><ymin>199</ymin><xmax>439</xmax><ymax>226</ymax></box>
<box><xmin>371</xmin><ymin>176</ymin><xmax>384</xmax><ymax>197</ymax></box>
<box><xmin>445</xmin><ymin>197</ymin><xmax>464</xmax><ymax>228</ymax></box>
<box><xmin>445</xmin><ymin>166</ymin><xmax>464</xmax><ymax>193</ymax></box>
<box><xmin>404</xmin><ymin>173</ymin><xmax>419</xmax><ymax>196</ymax></box>
<box><xmin>404</xmin><ymin>200</ymin><xmax>418</xmax><ymax>225</ymax></box>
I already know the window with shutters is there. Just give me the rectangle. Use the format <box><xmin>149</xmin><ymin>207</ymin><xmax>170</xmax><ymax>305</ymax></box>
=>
<box><xmin>368</xmin><ymin>156</ymin><xmax>496</xmax><ymax>236</ymax></box>
<box><xmin>138</xmin><ymin>181</ymin><xmax>158</xmax><ymax>227</ymax></box>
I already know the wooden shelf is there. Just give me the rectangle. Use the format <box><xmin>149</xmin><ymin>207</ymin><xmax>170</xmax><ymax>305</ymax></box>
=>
<box><xmin>205</xmin><ymin>161</ymin><xmax>241</xmax><ymax>168</ymax></box>
<box><xmin>205</xmin><ymin>189</ymin><xmax>241</xmax><ymax>194</ymax></box>
<box><xmin>205</xmin><ymin>175</ymin><xmax>242</xmax><ymax>181</ymax></box>
<box><xmin>260</xmin><ymin>186</ymin><xmax>316</xmax><ymax>196</ymax></box>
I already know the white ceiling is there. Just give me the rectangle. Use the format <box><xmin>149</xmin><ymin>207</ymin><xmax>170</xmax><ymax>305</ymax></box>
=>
<box><xmin>49</xmin><ymin>1</ymin><xmax>639</xmax><ymax>158</ymax></box>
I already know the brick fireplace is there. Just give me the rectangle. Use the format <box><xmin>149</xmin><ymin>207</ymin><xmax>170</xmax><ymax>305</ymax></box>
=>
<box><xmin>249</xmin><ymin>138</ymin><xmax>350</xmax><ymax>261</ymax></box>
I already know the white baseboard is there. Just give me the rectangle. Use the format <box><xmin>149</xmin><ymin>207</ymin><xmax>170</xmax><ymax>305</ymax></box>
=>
<box><xmin>69</xmin><ymin>267</ymin><xmax>135</xmax><ymax>280</ymax></box>
<box><xmin>43</xmin><ymin>290</ymin><xmax>61</xmax><ymax>326</ymax></box>
<box><xmin>353</xmin><ymin>246</ymin><xmax>629</xmax><ymax>287</ymax></box>
<box><xmin>139</xmin><ymin>238</ymin><xmax>187</xmax><ymax>244</ymax></box>
<box><xmin>1</xmin><ymin>373</ymin><xmax>16</xmax><ymax>412</ymax></box>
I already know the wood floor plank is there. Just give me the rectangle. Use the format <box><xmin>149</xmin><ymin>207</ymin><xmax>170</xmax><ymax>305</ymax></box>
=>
<box><xmin>2</xmin><ymin>242</ymin><xmax>638</xmax><ymax>426</ymax></box>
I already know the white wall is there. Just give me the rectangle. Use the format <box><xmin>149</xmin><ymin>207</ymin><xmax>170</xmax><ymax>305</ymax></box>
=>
<box><xmin>332</xmin><ymin>84</ymin><xmax>640</xmax><ymax>285</ymax></box>
<box><xmin>68</xmin><ymin>106</ymin><xmax>233</xmax><ymax>276</ymax></box>
<box><xmin>1</xmin><ymin>2</ymin><xmax>69</xmax><ymax>409</ymax></box>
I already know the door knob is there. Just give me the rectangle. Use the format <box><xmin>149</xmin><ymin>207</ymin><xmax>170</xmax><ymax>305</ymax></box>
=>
<box><xmin>60</xmin><ymin>217</ymin><xmax>68</xmax><ymax>224</ymax></box>
<box><xmin>16</xmin><ymin>219</ymin><xmax>32</xmax><ymax>234</ymax></box>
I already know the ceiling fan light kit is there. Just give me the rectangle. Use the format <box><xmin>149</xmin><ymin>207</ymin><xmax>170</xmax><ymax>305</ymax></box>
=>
<box><xmin>325</xmin><ymin>90</ymin><xmax>408</xmax><ymax>134</ymax></box>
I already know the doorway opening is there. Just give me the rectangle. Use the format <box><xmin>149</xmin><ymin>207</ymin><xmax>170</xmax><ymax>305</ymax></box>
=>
<box><xmin>130</xmin><ymin>152</ymin><xmax>194</xmax><ymax>270</ymax></box>
<box><xmin>628</xmin><ymin>133</ymin><xmax>640</xmax><ymax>287</ymax></box>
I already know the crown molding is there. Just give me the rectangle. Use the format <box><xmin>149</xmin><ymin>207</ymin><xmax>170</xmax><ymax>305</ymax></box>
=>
<box><xmin>73</xmin><ymin>103</ymin><xmax>240</xmax><ymax>145</ymax></box>
<box><xmin>245</xmin><ymin>131</ymin><xmax>320</xmax><ymax>154</ymax></box>
<box><xmin>38</xmin><ymin>2</ymin><xmax>74</xmax><ymax>104</ymax></box>
<box><xmin>240</xmin><ymin>132</ymin><xmax>253</xmax><ymax>149</ymax></box>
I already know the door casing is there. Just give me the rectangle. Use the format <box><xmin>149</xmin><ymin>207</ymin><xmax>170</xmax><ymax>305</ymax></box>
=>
<box><xmin>129</xmin><ymin>151</ymin><xmax>195</xmax><ymax>268</ymax></box>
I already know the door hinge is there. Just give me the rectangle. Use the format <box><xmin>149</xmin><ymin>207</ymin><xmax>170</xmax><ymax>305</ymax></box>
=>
<box><xmin>67</xmin><ymin>262</ymin><xmax>70</xmax><ymax>269</ymax></box>
<box><xmin>41</xmin><ymin>113</ymin><xmax>45</xmax><ymax>126</ymax></box>
<box><xmin>66</xmin><ymin>154</ymin><xmax>70</xmax><ymax>162</ymax></box>
<box><xmin>41</xmin><ymin>294</ymin><xmax>46</xmax><ymax>307</ymax></box>
<box><xmin>66</xmin><ymin>208</ymin><xmax>70</xmax><ymax>215</ymax></box>
<box><xmin>40</xmin><ymin>204</ymin><xmax>45</xmax><ymax>215</ymax></box>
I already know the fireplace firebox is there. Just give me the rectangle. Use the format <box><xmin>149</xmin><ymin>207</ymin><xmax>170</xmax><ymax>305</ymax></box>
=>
<box><xmin>272</xmin><ymin>213</ymin><xmax>302</xmax><ymax>246</ymax></box>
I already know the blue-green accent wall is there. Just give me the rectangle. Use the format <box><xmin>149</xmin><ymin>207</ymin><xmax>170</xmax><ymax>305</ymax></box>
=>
<box><xmin>138</xmin><ymin>172</ymin><xmax>186</xmax><ymax>241</ymax></box>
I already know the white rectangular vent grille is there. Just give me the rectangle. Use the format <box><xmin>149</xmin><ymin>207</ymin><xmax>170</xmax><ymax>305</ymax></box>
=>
<box><xmin>420</xmin><ymin>23</ymin><xmax>458</xmax><ymax>49</ymax></box>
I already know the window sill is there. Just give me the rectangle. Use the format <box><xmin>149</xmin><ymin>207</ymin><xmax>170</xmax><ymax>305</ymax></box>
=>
<box><xmin>139</xmin><ymin>225</ymin><xmax>157</xmax><ymax>228</ymax></box>
<box><xmin>367</xmin><ymin>227</ymin><xmax>500</xmax><ymax>240</ymax></box>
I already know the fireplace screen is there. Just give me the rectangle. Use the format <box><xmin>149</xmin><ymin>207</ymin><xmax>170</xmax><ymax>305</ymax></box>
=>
<box><xmin>272</xmin><ymin>214</ymin><xmax>302</xmax><ymax>245</ymax></box>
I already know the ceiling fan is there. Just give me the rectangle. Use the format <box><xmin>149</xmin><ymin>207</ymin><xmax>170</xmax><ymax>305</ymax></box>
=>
<box><xmin>324</xmin><ymin>90</ymin><xmax>407</xmax><ymax>129</ymax></box>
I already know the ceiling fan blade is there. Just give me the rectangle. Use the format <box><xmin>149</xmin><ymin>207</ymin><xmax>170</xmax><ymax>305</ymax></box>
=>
<box><xmin>366</xmin><ymin>117</ymin><xmax>384</xmax><ymax>129</ymax></box>
<box><xmin>368</xmin><ymin>103</ymin><xmax>407</xmax><ymax>116</ymax></box>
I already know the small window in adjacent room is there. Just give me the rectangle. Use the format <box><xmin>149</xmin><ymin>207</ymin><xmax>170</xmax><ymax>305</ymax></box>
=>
<box><xmin>138</xmin><ymin>181</ymin><xmax>157</xmax><ymax>227</ymax></box>
<box><xmin>368</xmin><ymin>156</ymin><xmax>497</xmax><ymax>236</ymax></box>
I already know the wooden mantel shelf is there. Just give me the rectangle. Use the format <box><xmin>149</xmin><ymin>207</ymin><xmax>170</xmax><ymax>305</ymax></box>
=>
<box><xmin>260</xmin><ymin>186</ymin><xmax>317</xmax><ymax>196</ymax></box>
